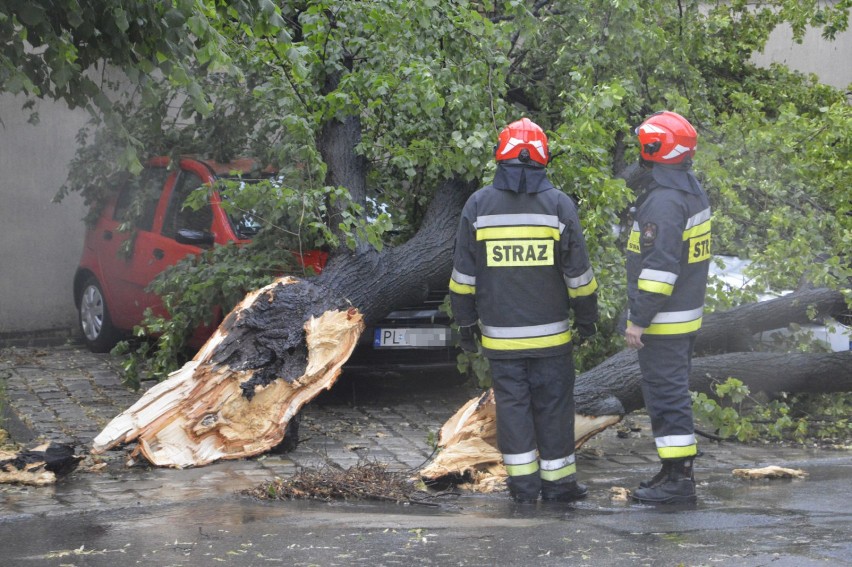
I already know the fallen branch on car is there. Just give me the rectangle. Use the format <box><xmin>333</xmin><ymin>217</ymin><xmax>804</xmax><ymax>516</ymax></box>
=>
<box><xmin>90</xmin><ymin>175</ymin><xmax>474</xmax><ymax>468</ymax></box>
<box><xmin>91</xmin><ymin>279</ymin><xmax>364</xmax><ymax>467</ymax></box>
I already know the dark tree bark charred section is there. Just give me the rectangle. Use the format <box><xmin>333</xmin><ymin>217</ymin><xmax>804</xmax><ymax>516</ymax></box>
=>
<box><xmin>210</xmin><ymin>280</ymin><xmax>352</xmax><ymax>397</ymax></box>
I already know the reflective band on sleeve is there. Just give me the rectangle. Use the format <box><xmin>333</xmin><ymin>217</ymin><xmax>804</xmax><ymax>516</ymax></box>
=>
<box><xmin>639</xmin><ymin>269</ymin><xmax>678</xmax><ymax>285</ymax></box>
<box><xmin>637</xmin><ymin>269</ymin><xmax>677</xmax><ymax>296</ymax></box>
<box><xmin>539</xmin><ymin>454</ymin><xmax>577</xmax><ymax>481</ymax></box>
<box><xmin>450</xmin><ymin>269</ymin><xmax>477</xmax><ymax>295</ymax></box>
<box><xmin>449</xmin><ymin>279</ymin><xmax>475</xmax><ymax>295</ymax></box>
<box><xmin>503</xmin><ymin>450</ymin><xmax>540</xmax><ymax>477</ymax></box>
<box><xmin>638</xmin><ymin>279</ymin><xmax>673</xmax><ymax>295</ymax></box>
<box><xmin>451</xmin><ymin>268</ymin><xmax>476</xmax><ymax>286</ymax></box>
<box><xmin>568</xmin><ymin>276</ymin><xmax>598</xmax><ymax>298</ymax></box>
<box><xmin>565</xmin><ymin>268</ymin><xmax>598</xmax><ymax>298</ymax></box>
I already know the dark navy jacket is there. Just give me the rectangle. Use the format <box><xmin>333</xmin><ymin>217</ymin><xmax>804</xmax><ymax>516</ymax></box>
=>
<box><xmin>450</xmin><ymin>164</ymin><xmax>598</xmax><ymax>359</ymax></box>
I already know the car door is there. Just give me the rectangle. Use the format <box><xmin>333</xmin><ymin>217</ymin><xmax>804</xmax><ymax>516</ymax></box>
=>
<box><xmin>127</xmin><ymin>164</ymin><xmax>216</xmax><ymax>322</ymax></box>
<box><xmin>93</xmin><ymin>166</ymin><xmax>169</xmax><ymax>329</ymax></box>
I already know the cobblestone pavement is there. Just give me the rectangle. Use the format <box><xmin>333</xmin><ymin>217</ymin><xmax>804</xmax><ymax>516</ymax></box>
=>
<box><xmin>0</xmin><ymin>343</ymin><xmax>479</xmax><ymax>520</ymax></box>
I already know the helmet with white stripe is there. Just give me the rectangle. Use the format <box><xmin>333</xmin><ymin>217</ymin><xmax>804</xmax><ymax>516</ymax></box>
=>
<box><xmin>495</xmin><ymin>118</ymin><xmax>550</xmax><ymax>167</ymax></box>
<box><xmin>636</xmin><ymin>111</ymin><xmax>697</xmax><ymax>165</ymax></box>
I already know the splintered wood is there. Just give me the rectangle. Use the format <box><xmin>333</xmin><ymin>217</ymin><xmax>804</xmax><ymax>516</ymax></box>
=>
<box><xmin>91</xmin><ymin>277</ymin><xmax>364</xmax><ymax>468</ymax></box>
<box><xmin>732</xmin><ymin>465</ymin><xmax>808</xmax><ymax>479</ymax></box>
<box><xmin>419</xmin><ymin>389</ymin><xmax>621</xmax><ymax>492</ymax></box>
<box><xmin>0</xmin><ymin>442</ymin><xmax>82</xmax><ymax>486</ymax></box>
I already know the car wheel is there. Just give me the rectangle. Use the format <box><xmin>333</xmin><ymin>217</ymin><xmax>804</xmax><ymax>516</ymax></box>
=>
<box><xmin>78</xmin><ymin>276</ymin><xmax>120</xmax><ymax>353</ymax></box>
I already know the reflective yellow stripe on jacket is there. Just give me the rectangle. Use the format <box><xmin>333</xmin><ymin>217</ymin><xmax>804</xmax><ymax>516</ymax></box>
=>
<box><xmin>480</xmin><ymin>320</ymin><xmax>572</xmax><ymax>351</ymax></box>
<box><xmin>630</xmin><ymin>307</ymin><xmax>704</xmax><ymax>336</ymax></box>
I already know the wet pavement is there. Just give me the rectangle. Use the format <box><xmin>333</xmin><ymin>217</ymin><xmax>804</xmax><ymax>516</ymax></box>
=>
<box><xmin>1</xmin><ymin>343</ymin><xmax>851</xmax><ymax>566</ymax></box>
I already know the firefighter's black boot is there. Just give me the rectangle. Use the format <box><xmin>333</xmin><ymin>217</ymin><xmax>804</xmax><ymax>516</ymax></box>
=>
<box><xmin>638</xmin><ymin>460</ymin><xmax>673</xmax><ymax>489</ymax></box>
<box><xmin>541</xmin><ymin>479</ymin><xmax>588</xmax><ymax>502</ymax></box>
<box><xmin>632</xmin><ymin>457</ymin><xmax>696</xmax><ymax>504</ymax></box>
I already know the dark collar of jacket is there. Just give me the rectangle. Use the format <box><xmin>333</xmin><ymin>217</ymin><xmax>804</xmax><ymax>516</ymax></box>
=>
<box><xmin>493</xmin><ymin>163</ymin><xmax>555</xmax><ymax>194</ymax></box>
<box><xmin>651</xmin><ymin>162</ymin><xmax>703</xmax><ymax>196</ymax></box>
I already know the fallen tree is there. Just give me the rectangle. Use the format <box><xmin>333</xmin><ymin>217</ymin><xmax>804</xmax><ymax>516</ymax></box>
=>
<box><xmin>90</xmin><ymin>165</ymin><xmax>475</xmax><ymax>467</ymax></box>
<box><xmin>89</xmin><ymin>66</ymin><xmax>850</xmax><ymax>472</ymax></box>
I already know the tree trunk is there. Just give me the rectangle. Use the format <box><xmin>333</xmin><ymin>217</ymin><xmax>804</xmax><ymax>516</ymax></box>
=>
<box><xmin>91</xmin><ymin>177</ymin><xmax>475</xmax><ymax>466</ymax></box>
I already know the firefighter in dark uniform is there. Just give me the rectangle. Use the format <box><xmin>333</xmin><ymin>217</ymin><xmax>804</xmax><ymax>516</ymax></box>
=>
<box><xmin>449</xmin><ymin>118</ymin><xmax>599</xmax><ymax>504</ymax></box>
<box><xmin>624</xmin><ymin>111</ymin><xmax>711</xmax><ymax>504</ymax></box>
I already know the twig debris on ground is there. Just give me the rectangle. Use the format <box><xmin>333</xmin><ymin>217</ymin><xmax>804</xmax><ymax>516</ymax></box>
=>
<box><xmin>245</xmin><ymin>462</ymin><xmax>436</xmax><ymax>505</ymax></box>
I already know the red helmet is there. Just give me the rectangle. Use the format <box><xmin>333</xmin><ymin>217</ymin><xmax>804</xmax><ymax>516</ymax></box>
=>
<box><xmin>636</xmin><ymin>111</ymin><xmax>697</xmax><ymax>164</ymax></box>
<box><xmin>495</xmin><ymin>117</ymin><xmax>549</xmax><ymax>167</ymax></box>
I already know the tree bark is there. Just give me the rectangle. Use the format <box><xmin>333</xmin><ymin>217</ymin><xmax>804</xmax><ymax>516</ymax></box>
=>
<box><xmin>91</xmin><ymin>178</ymin><xmax>475</xmax><ymax>466</ymax></box>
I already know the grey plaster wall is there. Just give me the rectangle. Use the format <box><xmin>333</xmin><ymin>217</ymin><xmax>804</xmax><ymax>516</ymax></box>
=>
<box><xmin>0</xmin><ymin>96</ymin><xmax>89</xmax><ymax>338</ymax></box>
<box><xmin>753</xmin><ymin>22</ymin><xmax>852</xmax><ymax>91</ymax></box>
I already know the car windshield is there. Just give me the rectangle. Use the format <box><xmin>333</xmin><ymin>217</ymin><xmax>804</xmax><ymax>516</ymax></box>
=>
<box><xmin>219</xmin><ymin>176</ymin><xmax>272</xmax><ymax>239</ymax></box>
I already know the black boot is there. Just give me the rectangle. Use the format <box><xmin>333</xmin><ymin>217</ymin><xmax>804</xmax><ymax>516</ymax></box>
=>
<box><xmin>639</xmin><ymin>460</ymin><xmax>673</xmax><ymax>489</ymax></box>
<box><xmin>632</xmin><ymin>457</ymin><xmax>696</xmax><ymax>504</ymax></box>
<box><xmin>541</xmin><ymin>480</ymin><xmax>588</xmax><ymax>502</ymax></box>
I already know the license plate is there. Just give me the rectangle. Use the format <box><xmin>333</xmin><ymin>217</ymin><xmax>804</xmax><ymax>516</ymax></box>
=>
<box><xmin>373</xmin><ymin>327</ymin><xmax>450</xmax><ymax>348</ymax></box>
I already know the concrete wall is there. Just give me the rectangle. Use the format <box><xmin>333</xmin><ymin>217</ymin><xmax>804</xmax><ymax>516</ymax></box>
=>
<box><xmin>0</xmin><ymin>15</ymin><xmax>849</xmax><ymax>343</ymax></box>
<box><xmin>753</xmin><ymin>22</ymin><xmax>852</xmax><ymax>91</ymax></box>
<box><xmin>0</xmin><ymin>96</ymin><xmax>89</xmax><ymax>340</ymax></box>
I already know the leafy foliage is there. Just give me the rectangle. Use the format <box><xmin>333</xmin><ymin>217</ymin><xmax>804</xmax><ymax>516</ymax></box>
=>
<box><xmin>692</xmin><ymin>378</ymin><xmax>851</xmax><ymax>445</ymax></box>
<box><xmin>3</xmin><ymin>2</ymin><xmax>850</xmax><ymax>403</ymax></box>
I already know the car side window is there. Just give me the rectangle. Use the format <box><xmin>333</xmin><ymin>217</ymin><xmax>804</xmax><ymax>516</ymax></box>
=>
<box><xmin>113</xmin><ymin>167</ymin><xmax>167</xmax><ymax>231</ymax></box>
<box><xmin>162</xmin><ymin>172</ymin><xmax>213</xmax><ymax>239</ymax></box>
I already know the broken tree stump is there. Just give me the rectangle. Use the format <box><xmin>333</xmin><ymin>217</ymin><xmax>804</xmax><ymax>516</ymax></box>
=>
<box><xmin>91</xmin><ymin>277</ymin><xmax>364</xmax><ymax>467</ymax></box>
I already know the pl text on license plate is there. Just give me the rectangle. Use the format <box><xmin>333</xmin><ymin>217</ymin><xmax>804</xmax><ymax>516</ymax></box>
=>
<box><xmin>373</xmin><ymin>327</ymin><xmax>450</xmax><ymax>348</ymax></box>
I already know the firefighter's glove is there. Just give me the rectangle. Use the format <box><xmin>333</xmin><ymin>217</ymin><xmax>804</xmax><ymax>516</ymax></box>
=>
<box><xmin>458</xmin><ymin>324</ymin><xmax>481</xmax><ymax>353</ymax></box>
<box><xmin>572</xmin><ymin>322</ymin><xmax>597</xmax><ymax>345</ymax></box>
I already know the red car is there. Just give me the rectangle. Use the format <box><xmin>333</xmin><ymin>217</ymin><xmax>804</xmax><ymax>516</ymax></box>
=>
<box><xmin>74</xmin><ymin>156</ymin><xmax>462</xmax><ymax>379</ymax></box>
